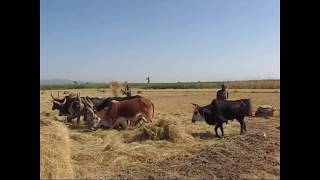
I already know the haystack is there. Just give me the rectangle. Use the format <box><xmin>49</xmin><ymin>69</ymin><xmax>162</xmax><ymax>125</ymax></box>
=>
<box><xmin>40</xmin><ymin>119</ymin><xmax>73</xmax><ymax>179</ymax></box>
<box><xmin>110</xmin><ymin>81</ymin><xmax>120</xmax><ymax>96</ymax></box>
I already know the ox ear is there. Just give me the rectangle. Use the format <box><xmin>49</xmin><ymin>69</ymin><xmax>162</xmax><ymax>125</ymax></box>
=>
<box><xmin>191</xmin><ymin>103</ymin><xmax>198</xmax><ymax>107</ymax></box>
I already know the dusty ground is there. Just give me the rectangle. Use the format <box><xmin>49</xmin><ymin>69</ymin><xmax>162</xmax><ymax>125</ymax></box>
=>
<box><xmin>40</xmin><ymin>89</ymin><xmax>280</xmax><ymax>180</ymax></box>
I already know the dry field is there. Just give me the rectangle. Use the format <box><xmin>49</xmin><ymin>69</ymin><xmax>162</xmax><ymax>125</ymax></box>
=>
<box><xmin>40</xmin><ymin>89</ymin><xmax>280</xmax><ymax>180</ymax></box>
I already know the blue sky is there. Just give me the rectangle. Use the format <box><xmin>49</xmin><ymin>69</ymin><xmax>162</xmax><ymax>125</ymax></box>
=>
<box><xmin>40</xmin><ymin>0</ymin><xmax>279</xmax><ymax>83</ymax></box>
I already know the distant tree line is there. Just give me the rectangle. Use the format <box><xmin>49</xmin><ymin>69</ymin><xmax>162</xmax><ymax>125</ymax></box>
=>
<box><xmin>40</xmin><ymin>80</ymin><xmax>280</xmax><ymax>90</ymax></box>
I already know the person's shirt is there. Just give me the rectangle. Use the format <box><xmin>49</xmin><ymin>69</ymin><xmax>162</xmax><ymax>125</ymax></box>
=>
<box><xmin>125</xmin><ymin>88</ymin><xmax>131</xmax><ymax>97</ymax></box>
<box><xmin>216</xmin><ymin>89</ymin><xmax>228</xmax><ymax>100</ymax></box>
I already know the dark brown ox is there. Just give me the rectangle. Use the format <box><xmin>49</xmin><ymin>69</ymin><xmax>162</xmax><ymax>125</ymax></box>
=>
<box><xmin>83</xmin><ymin>96</ymin><xmax>154</xmax><ymax>130</ymax></box>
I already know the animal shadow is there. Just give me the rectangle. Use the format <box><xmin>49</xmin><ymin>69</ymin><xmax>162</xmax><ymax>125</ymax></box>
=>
<box><xmin>191</xmin><ymin>131</ymin><xmax>217</xmax><ymax>140</ymax></box>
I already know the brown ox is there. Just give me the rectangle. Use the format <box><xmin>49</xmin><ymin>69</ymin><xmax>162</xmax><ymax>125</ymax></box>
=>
<box><xmin>83</xmin><ymin>96</ymin><xmax>154</xmax><ymax>130</ymax></box>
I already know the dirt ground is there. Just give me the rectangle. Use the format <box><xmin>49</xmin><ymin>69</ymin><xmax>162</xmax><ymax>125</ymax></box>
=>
<box><xmin>40</xmin><ymin>89</ymin><xmax>280</xmax><ymax>180</ymax></box>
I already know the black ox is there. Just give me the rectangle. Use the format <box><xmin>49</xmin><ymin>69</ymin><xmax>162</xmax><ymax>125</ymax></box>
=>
<box><xmin>191</xmin><ymin>99</ymin><xmax>252</xmax><ymax>138</ymax></box>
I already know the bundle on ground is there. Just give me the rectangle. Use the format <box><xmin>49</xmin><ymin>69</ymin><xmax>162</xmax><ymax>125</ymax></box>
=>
<box><xmin>130</xmin><ymin>119</ymin><xmax>194</xmax><ymax>143</ymax></box>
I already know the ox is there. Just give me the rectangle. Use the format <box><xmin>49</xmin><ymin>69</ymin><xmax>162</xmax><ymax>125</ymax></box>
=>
<box><xmin>191</xmin><ymin>99</ymin><xmax>252</xmax><ymax>138</ymax></box>
<box><xmin>83</xmin><ymin>96</ymin><xmax>154</xmax><ymax>130</ymax></box>
<box><xmin>51</xmin><ymin>93</ymin><xmax>75</xmax><ymax>116</ymax></box>
<box><xmin>51</xmin><ymin>93</ymin><xmax>86</xmax><ymax>124</ymax></box>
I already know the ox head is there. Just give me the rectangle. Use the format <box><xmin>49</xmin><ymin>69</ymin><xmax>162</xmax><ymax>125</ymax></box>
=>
<box><xmin>191</xmin><ymin>103</ymin><xmax>208</xmax><ymax>123</ymax></box>
<box><xmin>82</xmin><ymin>97</ymin><xmax>103</xmax><ymax>130</ymax></box>
<box><xmin>66</xmin><ymin>93</ymin><xmax>84</xmax><ymax>120</ymax></box>
<box><xmin>51</xmin><ymin>93</ymin><xmax>67</xmax><ymax>113</ymax></box>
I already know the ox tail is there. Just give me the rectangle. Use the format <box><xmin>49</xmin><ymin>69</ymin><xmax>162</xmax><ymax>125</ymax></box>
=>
<box><xmin>151</xmin><ymin>102</ymin><xmax>154</xmax><ymax>118</ymax></box>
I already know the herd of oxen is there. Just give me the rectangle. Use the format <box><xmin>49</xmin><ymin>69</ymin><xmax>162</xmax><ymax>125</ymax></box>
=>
<box><xmin>50</xmin><ymin>92</ymin><xmax>253</xmax><ymax>138</ymax></box>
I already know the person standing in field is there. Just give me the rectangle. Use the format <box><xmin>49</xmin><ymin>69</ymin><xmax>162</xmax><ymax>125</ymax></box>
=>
<box><xmin>216</xmin><ymin>84</ymin><xmax>229</xmax><ymax>100</ymax></box>
<box><xmin>121</xmin><ymin>84</ymin><xmax>132</xmax><ymax>97</ymax></box>
<box><xmin>146</xmin><ymin>76</ymin><xmax>150</xmax><ymax>89</ymax></box>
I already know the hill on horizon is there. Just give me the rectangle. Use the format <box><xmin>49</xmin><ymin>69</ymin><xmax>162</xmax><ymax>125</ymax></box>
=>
<box><xmin>40</xmin><ymin>79</ymin><xmax>86</xmax><ymax>85</ymax></box>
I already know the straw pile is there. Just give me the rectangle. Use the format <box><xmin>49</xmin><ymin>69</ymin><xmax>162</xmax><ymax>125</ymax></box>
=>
<box><xmin>40</xmin><ymin>118</ymin><xmax>73</xmax><ymax>179</ymax></box>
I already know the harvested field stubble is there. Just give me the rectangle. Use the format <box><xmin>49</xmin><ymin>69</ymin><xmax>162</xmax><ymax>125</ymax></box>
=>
<box><xmin>40</xmin><ymin>88</ymin><xmax>280</xmax><ymax>179</ymax></box>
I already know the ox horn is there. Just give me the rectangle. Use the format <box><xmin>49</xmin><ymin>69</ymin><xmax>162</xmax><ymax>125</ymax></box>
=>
<box><xmin>191</xmin><ymin>103</ymin><xmax>198</xmax><ymax>107</ymax></box>
<box><xmin>51</xmin><ymin>93</ymin><xmax>56</xmax><ymax>100</ymax></box>
<box><xmin>84</xmin><ymin>97</ymin><xmax>94</xmax><ymax>108</ymax></box>
<box><xmin>77</xmin><ymin>93</ymin><xmax>83</xmax><ymax>107</ymax></box>
<box><xmin>61</xmin><ymin>97</ymin><xmax>67</xmax><ymax>104</ymax></box>
<box><xmin>53</xmin><ymin>97</ymin><xmax>66</xmax><ymax>105</ymax></box>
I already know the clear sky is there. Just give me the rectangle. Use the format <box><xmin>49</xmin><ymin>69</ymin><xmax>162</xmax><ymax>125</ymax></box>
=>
<box><xmin>40</xmin><ymin>0</ymin><xmax>279</xmax><ymax>83</ymax></box>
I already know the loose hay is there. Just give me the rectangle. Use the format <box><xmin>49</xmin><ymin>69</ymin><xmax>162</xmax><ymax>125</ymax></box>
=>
<box><xmin>40</xmin><ymin>119</ymin><xmax>73</xmax><ymax>179</ymax></box>
<box><xmin>110</xmin><ymin>81</ymin><xmax>120</xmax><ymax>96</ymax></box>
<box><xmin>130</xmin><ymin>119</ymin><xmax>194</xmax><ymax>143</ymax></box>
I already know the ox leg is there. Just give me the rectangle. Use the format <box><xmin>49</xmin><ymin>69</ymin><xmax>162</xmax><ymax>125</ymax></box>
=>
<box><xmin>217</xmin><ymin>115</ymin><xmax>228</xmax><ymax>125</ymax></box>
<box><xmin>219</xmin><ymin>123</ymin><xmax>224</xmax><ymax>137</ymax></box>
<box><xmin>214</xmin><ymin>125</ymin><xmax>221</xmax><ymax>138</ymax></box>
<box><xmin>110</xmin><ymin>117</ymin><xmax>125</xmax><ymax>129</ymax></box>
<box><xmin>237</xmin><ymin>117</ymin><xmax>245</xmax><ymax>134</ymax></box>
<box><xmin>67</xmin><ymin>117</ymin><xmax>72</xmax><ymax>123</ymax></box>
<box><xmin>77</xmin><ymin>116</ymin><xmax>80</xmax><ymax>125</ymax></box>
<box><xmin>142</xmin><ymin>115</ymin><xmax>152</xmax><ymax>123</ymax></box>
<box><xmin>119</xmin><ymin>121</ymin><xmax>128</xmax><ymax>130</ymax></box>
<box><xmin>132</xmin><ymin>114</ymin><xmax>150</xmax><ymax>128</ymax></box>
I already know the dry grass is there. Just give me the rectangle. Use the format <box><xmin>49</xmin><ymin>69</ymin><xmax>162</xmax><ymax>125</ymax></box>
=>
<box><xmin>129</xmin><ymin>119</ymin><xmax>194</xmax><ymax>143</ymax></box>
<box><xmin>40</xmin><ymin>88</ymin><xmax>280</xmax><ymax>179</ymax></box>
<box><xmin>40</xmin><ymin>118</ymin><xmax>73</xmax><ymax>179</ymax></box>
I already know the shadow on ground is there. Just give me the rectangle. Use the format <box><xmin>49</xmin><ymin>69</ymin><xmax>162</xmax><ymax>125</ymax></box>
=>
<box><xmin>191</xmin><ymin>131</ymin><xmax>217</xmax><ymax>140</ymax></box>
